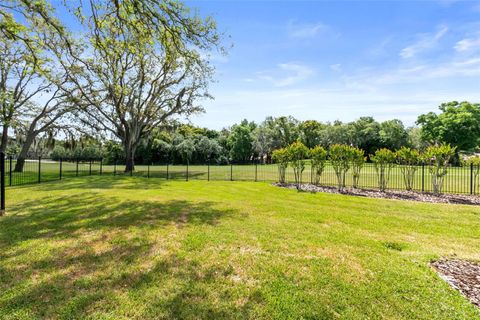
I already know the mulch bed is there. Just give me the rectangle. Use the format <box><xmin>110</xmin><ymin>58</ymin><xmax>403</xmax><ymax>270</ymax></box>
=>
<box><xmin>273</xmin><ymin>183</ymin><xmax>480</xmax><ymax>205</ymax></box>
<box><xmin>431</xmin><ymin>259</ymin><xmax>480</xmax><ymax>308</ymax></box>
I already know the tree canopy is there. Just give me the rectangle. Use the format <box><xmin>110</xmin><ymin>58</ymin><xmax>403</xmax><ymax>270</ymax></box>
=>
<box><xmin>417</xmin><ymin>101</ymin><xmax>480</xmax><ymax>152</ymax></box>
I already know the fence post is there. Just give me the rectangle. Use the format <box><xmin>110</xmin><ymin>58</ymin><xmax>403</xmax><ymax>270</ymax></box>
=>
<box><xmin>207</xmin><ymin>162</ymin><xmax>210</xmax><ymax>181</ymax></box>
<box><xmin>421</xmin><ymin>162</ymin><xmax>425</xmax><ymax>192</ymax></box>
<box><xmin>76</xmin><ymin>159</ymin><xmax>79</xmax><ymax>177</ymax></box>
<box><xmin>38</xmin><ymin>156</ymin><xmax>41</xmax><ymax>183</ymax></box>
<box><xmin>59</xmin><ymin>158</ymin><xmax>63</xmax><ymax>180</ymax></box>
<box><xmin>186</xmin><ymin>163</ymin><xmax>189</xmax><ymax>181</ymax></box>
<box><xmin>100</xmin><ymin>158</ymin><xmax>103</xmax><ymax>175</ymax></box>
<box><xmin>255</xmin><ymin>163</ymin><xmax>258</xmax><ymax>182</ymax></box>
<box><xmin>147</xmin><ymin>163</ymin><xmax>150</xmax><ymax>178</ymax></box>
<box><xmin>166</xmin><ymin>164</ymin><xmax>169</xmax><ymax>180</ymax></box>
<box><xmin>1</xmin><ymin>152</ymin><xmax>5</xmax><ymax>215</ymax></box>
<box><xmin>114</xmin><ymin>159</ymin><xmax>117</xmax><ymax>176</ymax></box>
<box><xmin>9</xmin><ymin>156</ymin><xmax>12</xmax><ymax>186</ymax></box>
<box><xmin>470</xmin><ymin>162</ymin><xmax>474</xmax><ymax>195</ymax></box>
<box><xmin>230</xmin><ymin>164</ymin><xmax>233</xmax><ymax>181</ymax></box>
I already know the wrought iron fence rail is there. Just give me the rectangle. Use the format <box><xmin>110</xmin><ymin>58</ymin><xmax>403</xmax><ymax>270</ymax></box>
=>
<box><xmin>2</xmin><ymin>155</ymin><xmax>479</xmax><ymax>196</ymax></box>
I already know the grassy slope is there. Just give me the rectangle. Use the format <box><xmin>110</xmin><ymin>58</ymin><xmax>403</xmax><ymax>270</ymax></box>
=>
<box><xmin>1</xmin><ymin>177</ymin><xmax>480</xmax><ymax>319</ymax></box>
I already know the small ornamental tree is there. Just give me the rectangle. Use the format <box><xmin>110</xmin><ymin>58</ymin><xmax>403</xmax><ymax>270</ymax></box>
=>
<box><xmin>272</xmin><ymin>148</ymin><xmax>289</xmax><ymax>184</ymax></box>
<box><xmin>466</xmin><ymin>155</ymin><xmax>480</xmax><ymax>194</ymax></box>
<box><xmin>423</xmin><ymin>144</ymin><xmax>456</xmax><ymax>194</ymax></box>
<box><xmin>351</xmin><ymin>147</ymin><xmax>365</xmax><ymax>188</ymax></box>
<box><xmin>287</xmin><ymin>141</ymin><xmax>309</xmax><ymax>189</ymax></box>
<box><xmin>396</xmin><ymin>147</ymin><xmax>421</xmax><ymax>191</ymax></box>
<box><xmin>329</xmin><ymin>144</ymin><xmax>353</xmax><ymax>191</ymax></box>
<box><xmin>310</xmin><ymin>146</ymin><xmax>327</xmax><ymax>185</ymax></box>
<box><xmin>371</xmin><ymin>148</ymin><xmax>396</xmax><ymax>192</ymax></box>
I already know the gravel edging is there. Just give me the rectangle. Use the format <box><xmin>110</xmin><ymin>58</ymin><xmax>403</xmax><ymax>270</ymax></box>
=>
<box><xmin>431</xmin><ymin>259</ymin><xmax>480</xmax><ymax>308</ymax></box>
<box><xmin>273</xmin><ymin>183</ymin><xmax>480</xmax><ymax>205</ymax></box>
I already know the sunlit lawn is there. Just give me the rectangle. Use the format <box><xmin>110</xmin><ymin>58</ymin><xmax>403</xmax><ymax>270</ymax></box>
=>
<box><xmin>1</xmin><ymin>177</ymin><xmax>480</xmax><ymax>319</ymax></box>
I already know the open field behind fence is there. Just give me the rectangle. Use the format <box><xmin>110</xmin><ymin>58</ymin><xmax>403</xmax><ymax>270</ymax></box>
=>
<box><xmin>4</xmin><ymin>157</ymin><xmax>480</xmax><ymax>195</ymax></box>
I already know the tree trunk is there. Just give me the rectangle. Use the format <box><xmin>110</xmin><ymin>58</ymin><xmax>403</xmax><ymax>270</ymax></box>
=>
<box><xmin>124</xmin><ymin>143</ymin><xmax>137</xmax><ymax>172</ymax></box>
<box><xmin>0</xmin><ymin>125</ymin><xmax>9</xmax><ymax>153</ymax></box>
<box><xmin>14</xmin><ymin>129</ymin><xmax>36</xmax><ymax>172</ymax></box>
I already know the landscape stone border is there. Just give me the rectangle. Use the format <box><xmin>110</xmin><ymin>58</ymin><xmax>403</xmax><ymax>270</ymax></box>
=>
<box><xmin>273</xmin><ymin>183</ymin><xmax>480</xmax><ymax>205</ymax></box>
<box><xmin>431</xmin><ymin>259</ymin><xmax>480</xmax><ymax>308</ymax></box>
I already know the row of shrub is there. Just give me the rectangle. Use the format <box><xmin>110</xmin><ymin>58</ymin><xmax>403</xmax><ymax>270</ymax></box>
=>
<box><xmin>272</xmin><ymin>142</ymin><xmax>480</xmax><ymax>194</ymax></box>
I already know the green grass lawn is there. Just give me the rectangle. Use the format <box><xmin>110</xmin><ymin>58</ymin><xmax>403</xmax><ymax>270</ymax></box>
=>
<box><xmin>1</xmin><ymin>177</ymin><xmax>480</xmax><ymax>319</ymax></box>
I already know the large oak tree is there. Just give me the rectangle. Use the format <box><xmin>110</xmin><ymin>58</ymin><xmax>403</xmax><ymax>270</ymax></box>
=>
<box><xmin>2</xmin><ymin>0</ymin><xmax>224</xmax><ymax>172</ymax></box>
<box><xmin>55</xmin><ymin>0</ymin><xmax>223</xmax><ymax>171</ymax></box>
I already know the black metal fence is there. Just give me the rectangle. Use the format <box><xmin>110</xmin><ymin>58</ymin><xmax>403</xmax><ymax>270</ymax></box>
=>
<box><xmin>1</xmin><ymin>152</ymin><xmax>479</xmax><ymax>213</ymax></box>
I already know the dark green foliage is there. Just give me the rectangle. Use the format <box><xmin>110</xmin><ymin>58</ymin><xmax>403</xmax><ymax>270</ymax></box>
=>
<box><xmin>423</xmin><ymin>144</ymin><xmax>456</xmax><ymax>194</ymax></box>
<box><xmin>371</xmin><ymin>148</ymin><xmax>396</xmax><ymax>192</ymax></box>
<box><xmin>50</xmin><ymin>145</ymin><xmax>104</xmax><ymax>161</ymax></box>
<box><xmin>417</xmin><ymin>101</ymin><xmax>480</xmax><ymax>152</ymax></box>
<box><xmin>227</xmin><ymin>120</ymin><xmax>255</xmax><ymax>163</ymax></box>
<box><xmin>396</xmin><ymin>147</ymin><xmax>421</xmax><ymax>191</ymax></box>
<box><xmin>351</xmin><ymin>147</ymin><xmax>365</xmax><ymax>188</ymax></box>
<box><xmin>286</xmin><ymin>141</ymin><xmax>309</xmax><ymax>188</ymax></box>
<box><xmin>379</xmin><ymin>119</ymin><xmax>409</xmax><ymax>151</ymax></box>
<box><xmin>310</xmin><ymin>145</ymin><xmax>327</xmax><ymax>185</ymax></box>
<box><xmin>383</xmin><ymin>241</ymin><xmax>406</xmax><ymax>251</ymax></box>
<box><xmin>329</xmin><ymin>144</ymin><xmax>354</xmax><ymax>191</ymax></box>
<box><xmin>300</xmin><ymin>120</ymin><xmax>324</xmax><ymax>148</ymax></box>
<box><xmin>272</xmin><ymin>148</ymin><xmax>289</xmax><ymax>183</ymax></box>
<box><xmin>466</xmin><ymin>155</ymin><xmax>480</xmax><ymax>193</ymax></box>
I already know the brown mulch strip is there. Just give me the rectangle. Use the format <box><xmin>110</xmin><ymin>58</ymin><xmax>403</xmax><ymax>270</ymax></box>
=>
<box><xmin>273</xmin><ymin>183</ymin><xmax>480</xmax><ymax>205</ymax></box>
<box><xmin>431</xmin><ymin>259</ymin><xmax>480</xmax><ymax>308</ymax></box>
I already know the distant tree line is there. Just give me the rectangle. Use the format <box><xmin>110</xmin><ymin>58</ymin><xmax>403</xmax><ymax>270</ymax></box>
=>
<box><xmin>35</xmin><ymin>100</ymin><xmax>480</xmax><ymax>166</ymax></box>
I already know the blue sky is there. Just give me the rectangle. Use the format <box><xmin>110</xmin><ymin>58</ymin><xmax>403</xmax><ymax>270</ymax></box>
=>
<box><xmin>184</xmin><ymin>0</ymin><xmax>480</xmax><ymax>129</ymax></box>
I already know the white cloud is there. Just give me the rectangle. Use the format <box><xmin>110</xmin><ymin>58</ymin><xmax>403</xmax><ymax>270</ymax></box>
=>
<box><xmin>454</xmin><ymin>37</ymin><xmax>480</xmax><ymax>52</ymax></box>
<box><xmin>341</xmin><ymin>57</ymin><xmax>480</xmax><ymax>89</ymax></box>
<box><xmin>330</xmin><ymin>64</ymin><xmax>342</xmax><ymax>72</ymax></box>
<box><xmin>256</xmin><ymin>63</ymin><xmax>314</xmax><ymax>87</ymax></box>
<box><xmin>193</xmin><ymin>83</ymin><xmax>480</xmax><ymax>129</ymax></box>
<box><xmin>400</xmin><ymin>26</ymin><xmax>449</xmax><ymax>59</ymax></box>
<box><xmin>287</xmin><ymin>21</ymin><xmax>330</xmax><ymax>39</ymax></box>
<box><xmin>368</xmin><ymin>38</ymin><xmax>391</xmax><ymax>57</ymax></box>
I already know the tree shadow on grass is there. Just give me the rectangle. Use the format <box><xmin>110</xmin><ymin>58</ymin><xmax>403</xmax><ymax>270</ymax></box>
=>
<box><xmin>1</xmin><ymin>193</ymin><xmax>232</xmax><ymax>246</ymax></box>
<box><xmin>0</xmin><ymin>191</ymin><xmax>254</xmax><ymax>319</ymax></box>
<box><xmin>8</xmin><ymin>175</ymin><xmax>171</xmax><ymax>192</ymax></box>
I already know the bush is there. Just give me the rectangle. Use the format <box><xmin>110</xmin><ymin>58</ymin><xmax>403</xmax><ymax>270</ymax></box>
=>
<box><xmin>286</xmin><ymin>141</ymin><xmax>309</xmax><ymax>189</ymax></box>
<box><xmin>102</xmin><ymin>141</ymin><xmax>124</xmax><ymax>164</ymax></box>
<box><xmin>50</xmin><ymin>146</ymin><xmax>72</xmax><ymax>161</ymax></box>
<box><xmin>329</xmin><ymin>144</ymin><xmax>353</xmax><ymax>191</ymax></box>
<box><xmin>396</xmin><ymin>147</ymin><xmax>421</xmax><ymax>191</ymax></box>
<box><xmin>272</xmin><ymin>148</ymin><xmax>289</xmax><ymax>184</ymax></box>
<box><xmin>310</xmin><ymin>146</ymin><xmax>327</xmax><ymax>185</ymax></box>
<box><xmin>423</xmin><ymin>144</ymin><xmax>456</xmax><ymax>194</ymax></box>
<box><xmin>371</xmin><ymin>148</ymin><xmax>396</xmax><ymax>192</ymax></box>
<box><xmin>351</xmin><ymin>147</ymin><xmax>365</xmax><ymax>188</ymax></box>
<box><xmin>466</xmin><ymin>155</ymin><xmax>480</xmax><ymax>193</ymax></box>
